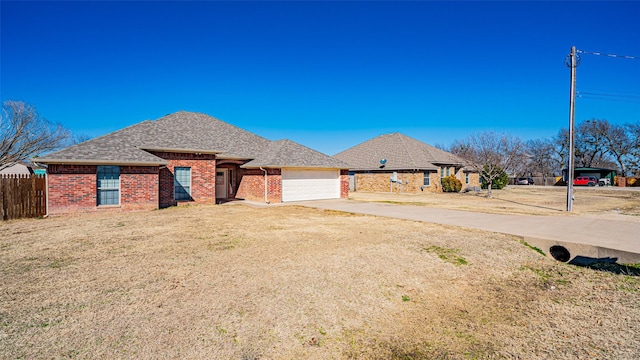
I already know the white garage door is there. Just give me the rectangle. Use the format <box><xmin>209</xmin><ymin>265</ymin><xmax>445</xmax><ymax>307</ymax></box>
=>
<box><xmin>282</xmin><ymin>169</ymin><xmax>340</xmax><ymax>202</ymax></box>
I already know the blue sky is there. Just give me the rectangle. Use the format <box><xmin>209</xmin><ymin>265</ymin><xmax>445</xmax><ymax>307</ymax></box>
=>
<box><xmin>2</xmin><ymin>1</ymin><xmax>639</xmax><ymax>155</ymax></box>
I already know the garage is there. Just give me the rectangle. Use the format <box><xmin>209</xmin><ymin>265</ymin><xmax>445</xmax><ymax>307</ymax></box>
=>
<box><xmin>281</xmin><ymin>169</ymin><xmax>340</xmax><ymax>202</ymax></box>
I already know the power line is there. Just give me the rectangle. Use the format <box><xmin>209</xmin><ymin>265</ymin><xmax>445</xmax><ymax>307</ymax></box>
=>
<box><xmin>577</xmin><ymin>96</ymin><xmax>640</xmax><ymax>104</ymax></box>
<box><xmin>572</xmin><ymin>50</ymin><xmax>640</xmax><ymax>104</ymax></box>
<box><xmin>576</xmin><ymin>49</ymin><xmax>640</xmax><ymax>60</ymax></box>
<box><xmin>579</xmin><ymin>87</ymin><xmax>640</xmax><ymax>97</ymax></box>
<box><xmin>576</xmin><ymin>93</ymin><xmax>640</xmax><ymax>104</ymax></box>
<box><xmin>576</xmin><ymin>91</ymin><xmax>640</xmax><ymax>100</ymax></box>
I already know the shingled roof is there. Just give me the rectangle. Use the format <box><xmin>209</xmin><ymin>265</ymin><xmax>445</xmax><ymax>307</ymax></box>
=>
<box><xmin>36</xmin><ymin>111</ymin><xmax>344</xmax><ymax>169</ymax></box>
<box><xmin>333</xmin><ymin>132</ymin><xmax>465</xmax><ymax>171</ymax></box>
<box><xmin>242</xmin><ymin>139</ymin><xmax>349</xmax><ymax>169</ymax></box>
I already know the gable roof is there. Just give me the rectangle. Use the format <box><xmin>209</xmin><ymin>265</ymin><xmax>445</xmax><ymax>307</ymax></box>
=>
<box><xmin>35</xmin><ymin>111</ymin><xmax>344</xmax><ymax>169</ymax></box>
<box><xmin>242</xmin><ymin>139</ymin><xmax>349</xmax><ymax>169</ymax></box>
<box><xmin>35</xmin><ymin>121</ymin><xmax>172</xmax><ymax>166</ymax></box>
<box><xmin>333</xmin><ymin>132</ymin><xmax>465</xmax><ymax>171</ymax></box>
<box><xmin>142</xmin><ymin>112</ymin><xmax>272</xmax><ymax>159</ymax></box>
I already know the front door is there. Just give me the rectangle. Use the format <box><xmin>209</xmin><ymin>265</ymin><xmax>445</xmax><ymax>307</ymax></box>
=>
<box><xmin>215</xmin><ymin>169</ymin><xmax>228</xmax><ymax>199</ymax></box>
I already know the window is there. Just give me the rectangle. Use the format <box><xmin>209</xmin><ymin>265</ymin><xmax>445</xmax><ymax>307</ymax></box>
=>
<box><xmin>423</xmin><ymin>172</ymin><xmax>430</xmax><ymax>186</ymax></box>
<box><xmin>97</xmin><ymin>166</ymin><xmax>120</xmax><ymax>205</ymax></box>
<box><xmin>174</xmin><ymin>167</ymin><xmax>191</xmax><ymax>200</ymax></box>
<box><xmin>441</xmin><ymin>166</ymin><xmax>450</xmax><ymax>178</ymax></box>
<box><xmin>465</xmin><ymin>173</ymin><xmax>469</xmax><ymax>184</ymax></box>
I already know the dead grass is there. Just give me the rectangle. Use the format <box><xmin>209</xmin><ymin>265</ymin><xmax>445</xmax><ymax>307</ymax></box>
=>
<box><xmin>1</xmin><ymin>204</ymin><xmax>639</xmax><ymax>359</ymax></box>
<box><xmin>350</xmin><ymin>186</ymin><xmax>640</xmax><ymax>219</ymax></box>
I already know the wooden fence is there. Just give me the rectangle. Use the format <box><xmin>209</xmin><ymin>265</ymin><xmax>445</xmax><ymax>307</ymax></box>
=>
<box><xmin>0</xmin><ymin>174</ymin><xmax>47</xmax><ymax>220</ymax></box>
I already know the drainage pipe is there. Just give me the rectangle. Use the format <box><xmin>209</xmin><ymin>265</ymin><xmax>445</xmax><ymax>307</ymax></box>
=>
<box><xmin>259</xmin><ymin>167</ymin><xmax>270</xmax><ymax>204</ymax></box>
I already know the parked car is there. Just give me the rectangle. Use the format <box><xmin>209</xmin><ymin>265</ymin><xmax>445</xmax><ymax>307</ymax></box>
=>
<box><xmin>573</xmin><ymin>176</ymin><xmax>597</xmax><ymax>186</ymax></box>
<box><xmin>598</xmin><ymin>178</ymin><xmax>611</xmax><ymax>186</ymax></box>
<box><xmin>516</xmin><ymin>177</ymin><xmax>534</xmax><ymax>185</ymax></box>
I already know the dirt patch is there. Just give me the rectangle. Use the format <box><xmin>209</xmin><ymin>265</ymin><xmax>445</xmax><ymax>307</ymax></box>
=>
<box><xmin>350</xmin><ymin>186</ymin><xmax>640</xmax><ymax>220</ymax></box>
<box><xmin>1</xmin><ymin>204</ymin><xmax>638</xmax><ymax>359</ymax></box>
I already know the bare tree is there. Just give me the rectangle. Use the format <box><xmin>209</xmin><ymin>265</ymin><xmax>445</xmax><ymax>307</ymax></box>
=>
<box><xmin>1</xmin><ymin>100</ymin><xmax>70</xmax><ymax>171</ymax></box>
<box><xmin>69</xmin><ymin>133</ymin><xmax>92</xmax><ymax>146</ymax></box>
<box><xmin>575</xmin><ymin>120</ymin><xmax>612</xmax><ymax>168</ymax></box>
<box><xmin>433</xmin><ymin>142</ymin><xmax>450</xmax><ymax>151</ymax></box>
<box><xmin>551</xmin><ymin>120</ymin><xmax>629</xmax><ymax>176</ymax></box>
<box><xmin>586</xmin><ymin>119</ymin><xmax>632</xmax><ymax>176</ymax></box>
<box><xmin>451</xmin><ymin>131</ymin><xmax>526</xmax><ymax>198</ymax></box>
<box><xmin>526</xmin><ymin>138</ymin><xmax>555</xmax><ymax>184</ymax></box>
<box><xmin>627</xmin><ymin>122</ymin><xmax>640</xmax><ymax>176</ymax></box>
<box><xmin>551</xmin><ymin>128</ymin><xmax>569</xmax><ymax>176</ymax></box>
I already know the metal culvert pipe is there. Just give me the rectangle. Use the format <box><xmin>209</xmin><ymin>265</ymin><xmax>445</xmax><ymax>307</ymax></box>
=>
<box><xmin>550</xmin><ymin>245</ymin><xmax>571</xmax><ymax>262</ymax></box>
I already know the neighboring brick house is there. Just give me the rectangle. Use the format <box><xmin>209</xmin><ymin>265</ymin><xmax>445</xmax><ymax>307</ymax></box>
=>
<box><xmin>36</xmin><ymin>111</ymin><xmax>348</xmax><ymax>215</ymax></box>
<box><xmin>333</xmin><ymin>132</ymin><xmax>480</xmax><ymax>193</ymax></box>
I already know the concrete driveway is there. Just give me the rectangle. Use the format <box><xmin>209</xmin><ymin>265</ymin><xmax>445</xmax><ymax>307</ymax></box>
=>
<box><xmin>292</xmin><ymin>199</ymin><xmax>640</xmax><ymax>264</ymax></box>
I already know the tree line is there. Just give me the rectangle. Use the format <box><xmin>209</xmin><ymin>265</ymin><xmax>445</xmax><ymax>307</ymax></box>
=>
<box><xmin>448</xmin><ymin>119</ymin><xmax>640</xmax><ymax>196</ymax></box>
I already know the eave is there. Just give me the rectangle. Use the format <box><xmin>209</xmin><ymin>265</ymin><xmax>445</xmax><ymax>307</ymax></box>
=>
<box><xmin>32</xmin><ymin>158</ymin><xmax>169</xmax><ymax>166</ymax></box>
<box><xmin>138</xmin><ymin>146</ymin><xmax>221</xmax><ymax>155</ymax></box>
<box><xmin>240</xmin><ymin>164</ymin><xmax>347</xmax><ymax>170</ymax></box>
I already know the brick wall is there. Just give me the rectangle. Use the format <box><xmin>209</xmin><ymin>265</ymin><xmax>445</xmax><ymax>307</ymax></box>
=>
<box><xmin>47</xmin><ymin>164</ymin><xmax>159</xmax><ymax>214</ymax></box>
<box><xmin>340</xmin><ymin>170</ymin><xmax>349</xmax><ymax>198</ymax></box>
<box><xmin>236</xmin><ymin>168</ymin><xmax>282</xmax><ymax>203</ymax></box>
<box><xmin>150</xmin><ymin>152</ymin><xmax>217</xmax><ymax>206</ymax></box>
<box><xmin>460</xmin><ymin>171</ymin><xmax>481</xmax><ymax>190</ymax></box>
<box><xmin>48</xmin><ymin>165</ymin><xmax>97</xmax><ymax>214</ymax></box>
<box><xmin>354</xmin><ymin>168</ymin><xmax>479</xmax><ymax>193</ymax></box>
<box><xmin>48</xmin><ymin>160</ymin><xmax>348</xmax><ymax>212</ymax></box>
<box><xmin>120</xmin><ymin>166</ymin><xmax>159</xmax><ymax>210</ymax></box>
<box><xmin>355</xmin><ymin>171</ymin><xmax>438</xmax><ymax>193</ymax></box>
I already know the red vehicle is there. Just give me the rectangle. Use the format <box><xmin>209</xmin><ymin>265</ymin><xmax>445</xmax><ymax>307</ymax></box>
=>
<box><xmin>573</xmin><ymin>176</ymin><xmax>597</xmax><ymax>186</ymax></box>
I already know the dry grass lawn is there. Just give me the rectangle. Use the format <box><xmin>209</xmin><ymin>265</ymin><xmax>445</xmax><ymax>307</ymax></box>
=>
<box><xmin>1</xmin><ymin>203</ymin><xmax>639</xmax><ymax>359</ymax></box>
<box><xmin>350</xmin><ymin>186</ymin><xmax>640</xmax><ymax>219</ymax></box>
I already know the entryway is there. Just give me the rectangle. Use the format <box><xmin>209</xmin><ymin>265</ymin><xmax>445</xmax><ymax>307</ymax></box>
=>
<box><xmin>215</xmin><ymin>169</ymin><xmax>228</xmax><ymax>199</ymax></box>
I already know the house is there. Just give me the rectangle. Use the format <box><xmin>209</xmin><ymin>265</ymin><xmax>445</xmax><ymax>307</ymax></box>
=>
<box><xmin>333</xmin><ymin>132</ymin><xmax>480</xmax><ymax>193</ymax></box>
<box><xmin>35</xmin><ymin>111</ymin><xmax>349</xmax><ymax>214</ymax></box>
<box><xmin>0</xmin><ymin>163</ymin><xmax>35</xmax><ymax>175</ymax></box>
<box><xmin>0</xmin><ymin>161</ymin><xmax>45</xmax><ymax>176</ymax></box>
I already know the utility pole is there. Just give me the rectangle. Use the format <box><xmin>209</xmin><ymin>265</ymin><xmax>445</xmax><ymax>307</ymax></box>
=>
<box><xmin>566</xmin><ymin>46</ymin><xmax>577</xmax><ymax>211</ymax></box>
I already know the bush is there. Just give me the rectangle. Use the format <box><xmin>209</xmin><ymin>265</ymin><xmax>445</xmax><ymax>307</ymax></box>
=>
<box><xmin>441</xmin><ymin>175</ymin><xmax>462</xmax><ymax>192</ymax></box>
<box><xmin>481</xmin><ymin>170</ymin><xmax>509</xmax><ymax>190</ymax></box>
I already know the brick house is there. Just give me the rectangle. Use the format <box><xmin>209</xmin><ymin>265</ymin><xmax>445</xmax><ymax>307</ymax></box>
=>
<box><xmin>36</xmin><ymin>111</ymin><xmax>349</xmax><ymax>214</ymax></box>
<box><xmin>333</xmin><ymin>133</ymin><xmax>480</xmax><ymax>193</ymax></box>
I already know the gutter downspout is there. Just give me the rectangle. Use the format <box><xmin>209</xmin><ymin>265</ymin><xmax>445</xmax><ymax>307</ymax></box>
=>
<box><xmin>259</xmin><ymin>167</ymin><xmax>270</xmax><ymax>204</ymax></box>
<box><xmin>43</xmin><ymin>173</ymin><xmax>49</xmax><ymax>218</ymax></box>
